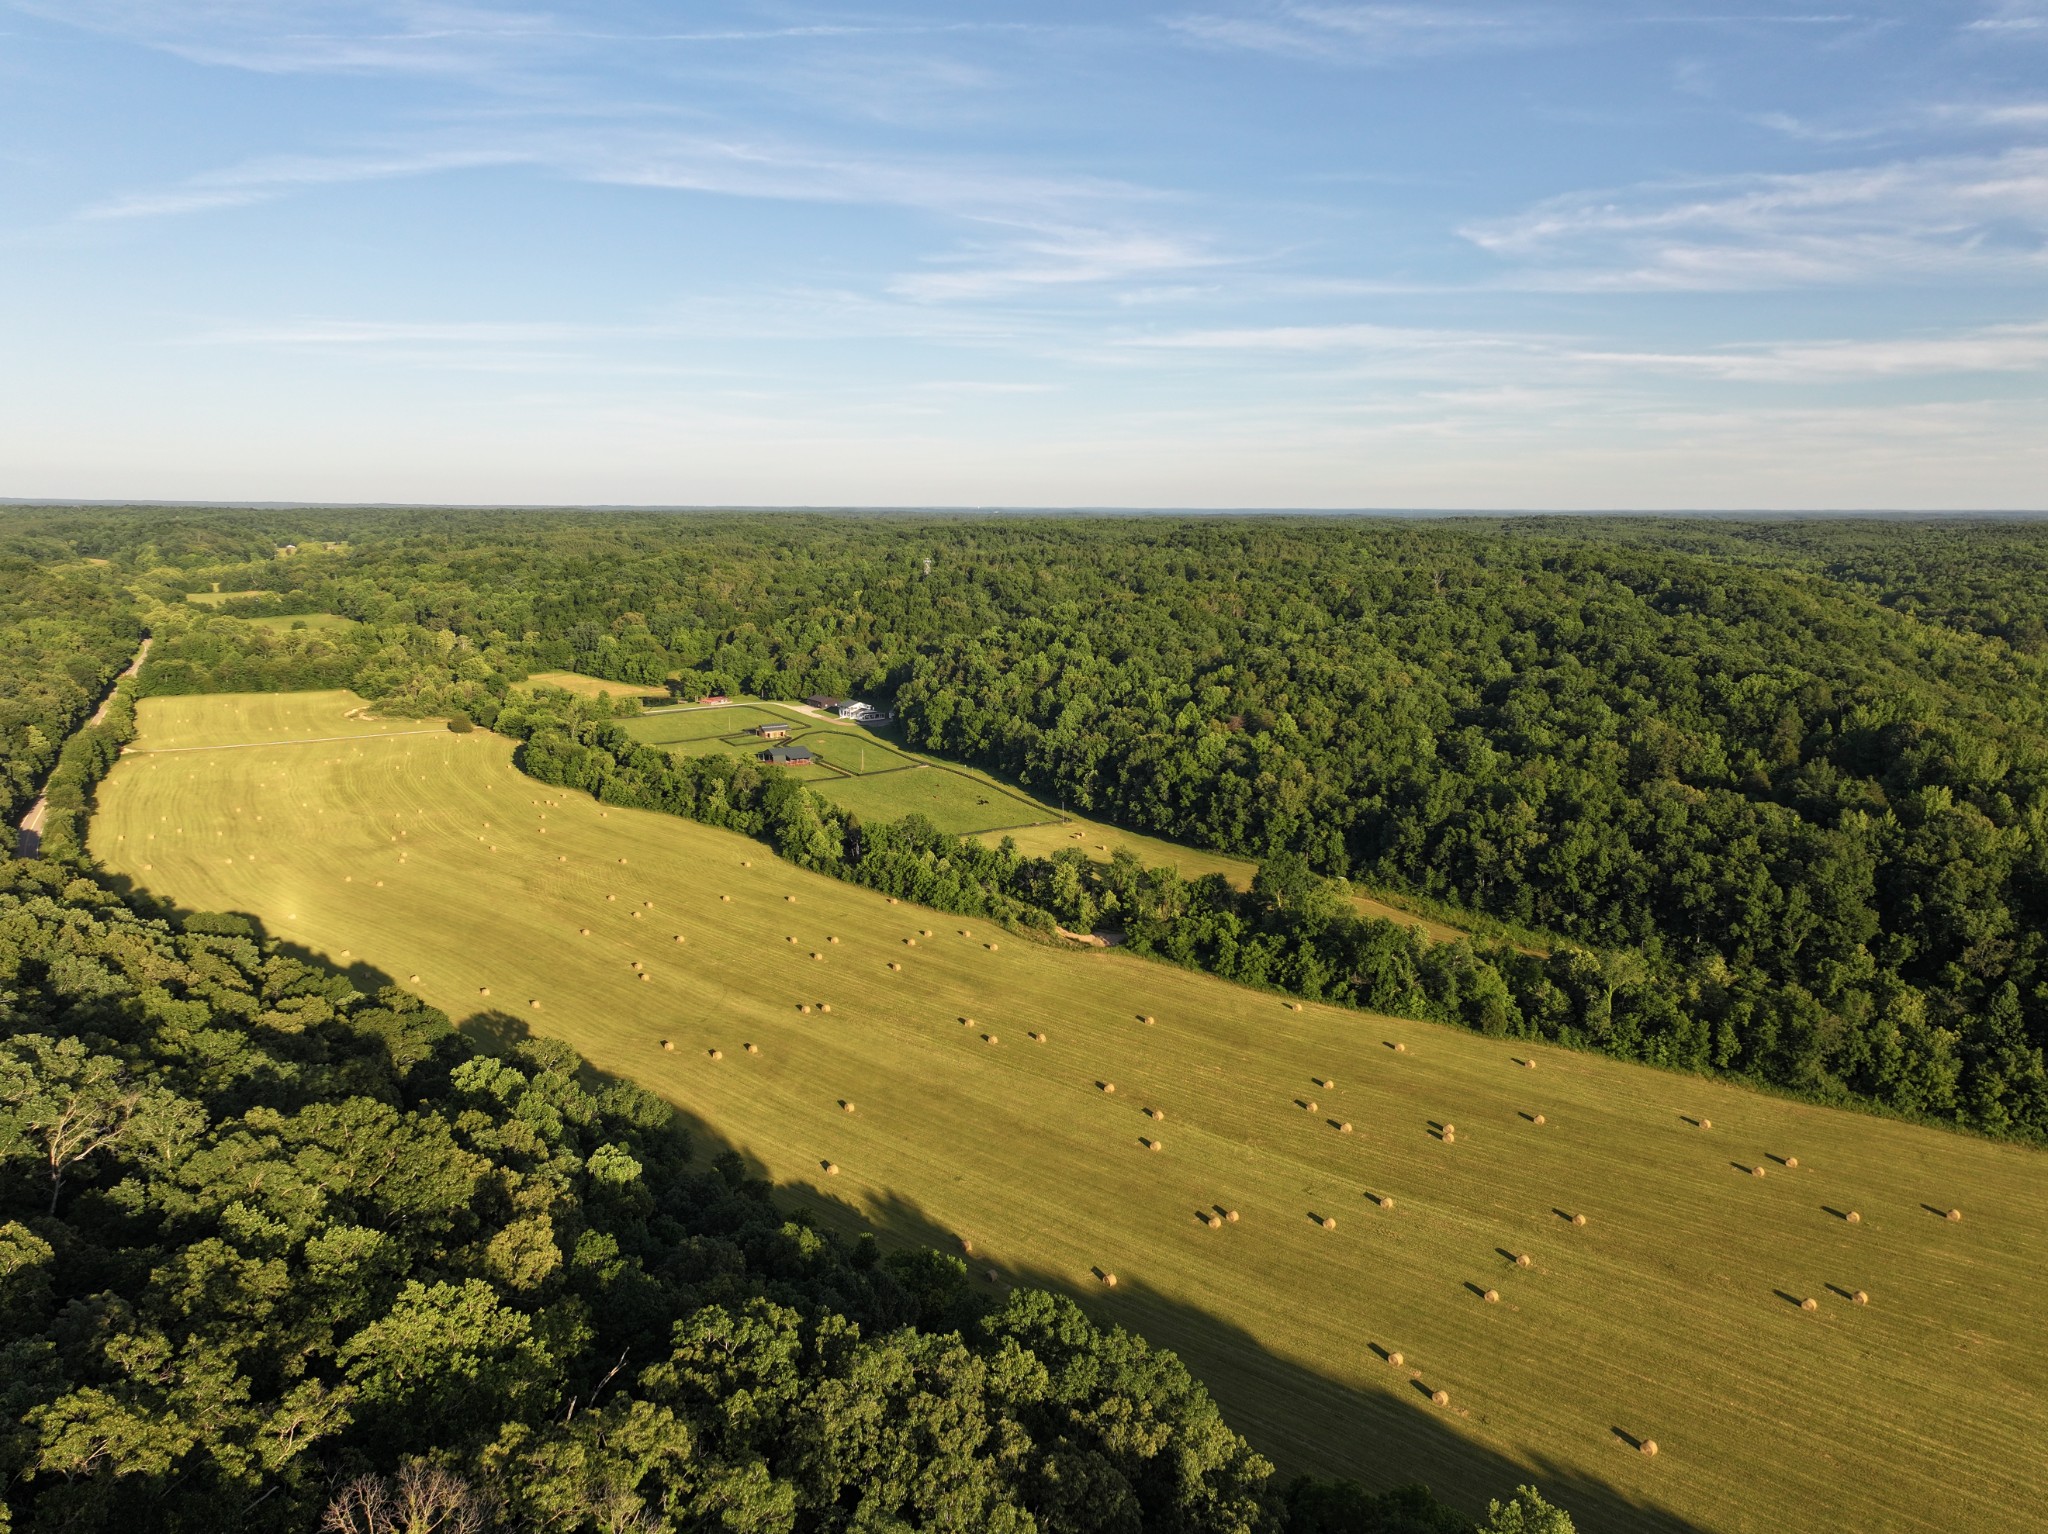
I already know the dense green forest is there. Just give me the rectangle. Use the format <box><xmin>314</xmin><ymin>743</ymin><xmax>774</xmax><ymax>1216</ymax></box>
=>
<box><xmin>0</xmin><ymin>560</ymin><xmax>143</xmax><ymax>831</ymax></box>
<box><xmin>22</xmin><ymin>506</ymin><xmax>2040</xmax><ymax>1141</ymax></box>
<box><xmin>12</xmin><ymin>503</ymin><xmax>2045</xmax><ymax>1529</ymax></box>
<box><xmin>4</xmin><ymin>855</ymin><xmax>1574</xmax><ymax>1532</ymax></box>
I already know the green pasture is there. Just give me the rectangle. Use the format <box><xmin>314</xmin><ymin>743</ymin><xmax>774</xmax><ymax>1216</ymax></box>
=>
<box><xmin>622</xmin><ymin>704</ymin><xmax>793</xmax><ymax>743</ymax></box>
<box><xmin>88</xmin><ymin>690</ymin><xmax>2048</xmax><ymax>1534</ymax></box>
<box><xmin>183</xmin><ymin>588</ymin><xmax>266</xmax><ymax>606</ymax></box>
<box><xmin>622</xmin><ymin>705</ymin><xmax>1055</xmax><ymax>836</ymax></box>
<box><xmin>518</xmin><ymin>669</ymin><xmax>671</xmax><ymax>701</ymax></box>
<box><xmin>241</xmin><ymin>612</ymin><xmax>359</xmax><ymax>633</ymax></box>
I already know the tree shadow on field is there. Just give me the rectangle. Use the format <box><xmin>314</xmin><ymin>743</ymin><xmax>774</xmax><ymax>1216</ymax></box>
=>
<box><xmin>445</xmin><ymin>1013</ymin><xmax>1710</xmax><ymax>1534</ymax></box>
<box><xmin>151</xmin><ymin>888</ymin><xmax>1709</xmax><ymax>1534</ymax></box>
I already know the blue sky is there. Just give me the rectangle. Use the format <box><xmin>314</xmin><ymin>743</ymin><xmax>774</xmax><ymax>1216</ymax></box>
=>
<box><xmin>3</xmin><ymin>2</ymin><xmax>2044</xmax><ymax>508</ymax></box>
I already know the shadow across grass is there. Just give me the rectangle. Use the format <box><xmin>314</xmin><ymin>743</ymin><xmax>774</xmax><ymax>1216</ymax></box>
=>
<box><xmin>152</xmin><ymin>888</ymin><xmax>1711</xmax><ymax>1534</ymax></box>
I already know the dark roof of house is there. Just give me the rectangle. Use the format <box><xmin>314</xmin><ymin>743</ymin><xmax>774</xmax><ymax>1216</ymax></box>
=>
<box><xmin>753</xmin><ymin>721</ymin><xmax>790</xmax><ymax>734</ymax></box>
<box><xmin>763</xmin><ymin>745</ymin><xmax>814</xmax><ymax>764</ymax></box>
<box><xmin>805</xmin><ymin>695</ymin><xmax>842</xmax><ymax>708</ymax></box>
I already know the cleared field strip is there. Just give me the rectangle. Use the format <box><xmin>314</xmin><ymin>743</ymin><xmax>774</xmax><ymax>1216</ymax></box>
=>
<box><xmin>90</xmin><ymin>691</ymin><xmax>2048</xmax><ymax>1534</ymax></box>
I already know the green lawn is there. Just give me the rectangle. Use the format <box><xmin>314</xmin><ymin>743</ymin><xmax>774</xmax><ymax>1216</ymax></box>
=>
<box><xmin>622</xmin><ymin>704</ymin><xmax>794</xmax><ymax>743</ymax></box>
<box><xmin>184</xmin><ymin>589</ymin><xmax>266</xmax><ymax>606</ymax></box>
<box><xmin>518</xmin><ymin>670</ymin><xmax>672</xmax><ymax>702</ymax></box>
<box><xmin>89</xmin><ymin>689</ymin><xmax>2048</xmax><ymax>1534</ymax></box>
<box><xmin>622</xmin><ymin>707</ymin><xmax>1055</xmax><ymax>836</ymax></box>
<box><xmin>241</xmin><ymin>612</ymin><xmax>359</xmax><ymax>633</ymax></box>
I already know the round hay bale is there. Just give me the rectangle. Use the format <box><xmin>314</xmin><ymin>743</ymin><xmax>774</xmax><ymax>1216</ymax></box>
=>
<box><xmin>961</xmin><ymin>929</ymin><xmax>973</xmax><ymax>938</ymax></box>
<box><xmin>842</xmin><ymin>1101</ymin><xmax>855</xmax><ymax>1113</ymax></box>
<box><xmin>618</xmin><ymin>858</ymin><xmax>627</xmax><ymax>865</ymax></box>
<box><xmin>639</xmin><ymin>973</ymin><xmax>651</xmax><ymax>983</ymax></box>
<box><xmin>905</xmin><ymin>938</ymin><xmax>917</xmax><ymax>946</ymax></box>
<box><xmin>721</xmin><ymin>894</ymin><xmax>731</xmax><ymax>902</ymax></box>
<box><xmin>798</xmin><ymin>1004</ymin><xmax>812</xmax><ymax>1014</ymax></box>
<box><xmin>962</xmin><ymin>1239</ymin><xmax>973</xmax><ymax>1254</ymax></box>
<box><xmin>828</xmin><ymin>935</ymin><xmax>840</xmax><ymax>944</ymax></box>
<box><xmin>1699</xmin><ymin>1118</ymin><xmax>1711</xmax><ymax>1130</ymax></box>
<box><xmin>479</xmin><ymin>987</ymin><xmax>490</xmax><ymax>996</ymax></box>
<box><xmin>1103</xmin><ymin>1272</ymin><xmax>1117</xmax><ymax>1287</ymax></box>
<box><xmin>1846</xmin><ymin>1210</ymin><xmax>1862</xmax><ymax>1224</ymax></box>
<box><xmin>1443</xmin><ymin>1124</ymin><xmax>1456</xmax><ymax>1135</ymax></box>
<box><xmin>529</xmin><ymin>1000</ymin><xmax>542</xmax><ymax>1011</ymax></box>
<box><xmin>1484</xmin><ymin>1289</ymin><xmax>1500</xmax><ymax>1303</ymax></box>
<box><xmin>1640</xmin><ymin>1440</ymin><xmax>1658</xmax><ymax>1458</ymax></box>
<box><xmin>888</xmin><ymin>961</ymin><xmax>902</xmax><ymax>971</ymax></box>
<box><xmin>887</xmin><ymin>896</ymin><xmax>899</xmax><ymax>904</ymax></box>
<box><xmin>1102</xmin><ymin>1082</ymin><xmax>1116</xmax><ymax>1094</ymax></box>
<box><xmin>606</xmin><ymin>894</ymin><xmax>616</xmax><ymax>902</ymax></box>
<box><xmin>1395</xmin><ymin>1042</ymin><xmax>1407</xmax><ymax>1053</ymax></box>
<box><xmin>744</xmin><ymin>1042</ymin><xmax>759</xmax><ymax>1054</ymax></box>
<box><xmin>1305</xmin><ymin>1100</ymin><xmax>1318</xmax><ymax>1113</ymax></box>
<box><xmin>1142</xmin><ymin>1014</ymin><xmax>1155</xmax><ymax>1025</ymax></box>
<box><xmin>1532</xmin><ymin>1114</ymin><xmax>1547</xmax><ymax>1126</ymax></box>
<box><xmin>1031</xmin><ymin>1031</ymin><xmax>1046</xmax><ymax>1043</ymax></box>
<box><xmin>409</xmin><ymin>973</ymin><xmax>420</xmax><ymax>982</ymax></box>
<box><xmin>1320</xmin><ymin>1216</ymin><xmax>1336</xmax><ymax>1230</ymax></box>
<box><xmin>1377</xmin><ymin>1195</ymin><xmax>1395</xmax><ymax>1210</ymax></box>
<box><xmin>1339</xmin><ymin>1122</ymin><xmax>1353</xmax><ymax>1134</ymax></box>
<box><xmin>674</xmin><ymin>934</ymin><xmax>685</xmax><ymax>943</ymax></box>
<box><xmin>1430</xmin><ymin>1390</ymin><xmax>1449</xmax><ymax>1407</ymax></box>
<box><xmin>709</xmin><ymin>1049</ymin><xmax>723</xmax><ymax>1060</ymax></box>
<box><xmin>1442</xmin><ymin>1130</ymin><xmax>1456</xmax><ymax>1144</ymax></box>
<box><xmin>1387</xmin><ymin>1351</ymin><xmax>1403</xmax><ymax>1367</ymax></box>
<box><xmin>1290</xmin><ymin>1001</ymin><xmax>1303</xmax><ymax>1012</ymax></box>
<box><xmin>1784</xmin><ymin>1156</ymin><xmax>1799</xmax><ymax>1169</ymax></box>
<box><xmin>1147</xmin><ymin>1107</ymin><xmax>1165</xmax><ymax>1120</ymax></box>
<box><xmin>1523</xmin><ymin>1058</ymin><xmax>1536</xmax><ymax>1069</ymax></box>
<box><xmin>986</xmin><ymin>1267</ymin><xmax>999</xmax><ymax>1283</ymax></box>
<box><xmin>1852</xmin><ymin>1289</ymin><xmax>1869</xmax><ymax>1305</ymax></box>
<box><xmin>785</xmin><ymin>894</ymin><xmax>796</xmax><ymax>903</ymax></box>
<box><xmin>1226</xmin><ymin>1209</ymin><xmax>1240</xmax><ymax>1223</ymax></box>
<box><xmin>986</xmin><ymin>943</ymin><xmax>999</xmax><ymax>951</ymax></box>
<box><xmin>1800</xmin><ymin>1296</ymin><xmax>1817</xmax><ymax>1311</ymax></box>
<box><xmin>741</xmin><ymin>859</ymin><xmax>750</xmax><ymax>867</ymax></box>
<box><xmin>825</xmin><ymin>1162</ymin><xmax>839</xmax><ymax>1176</ymax></box>
<box><xmin>1514</xmin><ymin>1253</ymin><xmax>1531</xmax><ymax>1268</ymax></box>
<box><xmin>820</xmin><ymin>1003</ymin><xmax>832</xmax><ymax>1014</ymax></box>
<box><xmin>661</xmin><ymin>1039</ymin><xmax>673</xmax><ymax>1051</ymax></box>
<box><xmin>921</xmin><ymin>929</ymin><xmax>934</xmax><ymax>938</ymax></box>
<box><xmin>986</xmin><ymin>1034</ymin><xmax>999</xmax><ymax>1045</ymax></box>
<box><xmin>1571</xmin><ymin>1213</ymin><xmax>1587</xmax><ymax>1227</ymax></box>
<box><xmin>963</xmin><ymin>1017</ymin><xmax>977</xmax><ymax>1028</ymax></box>
<box><xmin>1751</xmin><ymin>1165</ymin><xmax>1766</xmax><ymax>1178</ymax></box>
<box><xmin>1946</xmin><ymin>1208</ymin><xmax>1963</xmax><ymax>1222</ymax></box>
<box><xmin>1204</xmin><ymin>1213</ymin><xmax>1221</xmax><ymax>1229</ymax></box>
<box><xmin>811</xmin><ymin>951</ymin><xmax>823</xmax><ymax>960</ymax></box>
<box><xmin>1146</xmin><ymin>1137</ymin><xmax>1161</xmax><ymax>1151</ymax></box>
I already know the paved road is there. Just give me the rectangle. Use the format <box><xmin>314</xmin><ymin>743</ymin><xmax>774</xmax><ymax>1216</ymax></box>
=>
<box><xmin>16</xmin><ymin>635</ymin><xmax>151</xmax><ymax>858</ymax></box>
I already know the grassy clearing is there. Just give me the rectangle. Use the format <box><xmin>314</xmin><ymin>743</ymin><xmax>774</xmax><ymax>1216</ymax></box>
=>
<box><xmin>89</xmin><ymin>690</ymin><xmax>2048</xmax><ymax>1534</ymax></box>
<box><xmin>183</xmin><ymin>589</ymin><xmax>267</xmax><ymax>606</ymax></box>
<box><xmin>518</xmin><ymin>670</ymin><xmax>671</xmax><ymax>701</ymax></box>
<box><xmin>622</xmin><ymin>705</ymin><xmax>793</xmax><ymax>743</ymax></box>
<box><xmin>624</xmin><ymin>705</ymin><xmax>1056</xmax><ymax>836</ymax></box>
<box><xmin>239</xmin><ymin>612</ymin><xmax>360</xmax><ymax>633</ymax></box>
<box><xmin>997</xmin><ymin>817</ymin><xmax>1472</xmax><ymax>942</ymax></box>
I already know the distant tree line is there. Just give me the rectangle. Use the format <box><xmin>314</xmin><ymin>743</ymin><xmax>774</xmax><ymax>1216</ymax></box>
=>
<box><xmin>13</xmin><ymin>503</ymin><xmax>2048</xmax><ymax>1140</ymax></box>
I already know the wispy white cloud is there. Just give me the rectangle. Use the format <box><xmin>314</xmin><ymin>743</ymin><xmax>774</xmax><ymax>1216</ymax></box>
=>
<box><xmin>78</xmin><ymin>147</ymin><xmax>521</xmax><ymax>219</ymax></box>
<box><xmin>1461</xmin><ymin>148</ymin><xmax>2048</xmax><ymax>289</ymax></box>
<box><xmin>1120</xmin><ymin>315</ymin><xmax>2048</xmax><ymax>384</ymax></box>
<box><xmin>1164</xmin><ymin>3</ymin><xmax>1565</xmax><ymax>64</ymax></box>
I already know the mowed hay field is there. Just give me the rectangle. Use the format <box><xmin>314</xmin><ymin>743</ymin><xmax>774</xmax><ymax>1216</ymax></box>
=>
<box><xmin>92</xmin><ymin>693</ymin><xmax>2048</xmax><ymax>1534</ymax></box>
